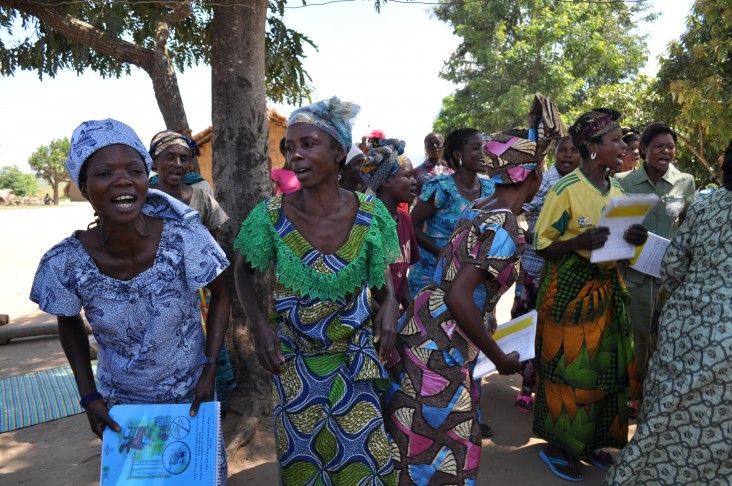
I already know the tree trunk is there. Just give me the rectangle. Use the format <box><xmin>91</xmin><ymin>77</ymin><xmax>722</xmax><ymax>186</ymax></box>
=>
<box><xmin>211</xmin><ymin>0</ymin><xmax>272</xmax><ymax>456</ymax></box>
<box><xmin>52</xmin><ymin>180</ymin><xmax>59</xmax><ymax>205</ymax></box>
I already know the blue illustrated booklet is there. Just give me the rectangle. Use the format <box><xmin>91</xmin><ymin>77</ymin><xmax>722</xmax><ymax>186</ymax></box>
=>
<box><xmin>100</xmin><ymin>402</ymin><xmax>221</xmax><ymax>485</ymax></box>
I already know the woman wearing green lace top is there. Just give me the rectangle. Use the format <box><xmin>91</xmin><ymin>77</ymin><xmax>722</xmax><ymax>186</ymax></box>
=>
<box><xmin>233</xmin><ymin>97</ymin><xmax>400</xmax><ymax>484</ymax></box>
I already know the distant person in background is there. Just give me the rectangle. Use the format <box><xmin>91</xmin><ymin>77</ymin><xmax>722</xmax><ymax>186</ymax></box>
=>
<box><xmin>615</xmin><ymin>122</ymin><xmax>694</xmax><ymax>417</ymax></box>
<box><xmin>604</xmin><ymin>139</ymin><xmax>732</xmax><ymax>485</ymax></box>
<box><xmin>148</xmin><ymin>129</ymin><xmax>236</xmax><ymax>409</ymax></box>
<box><xmin>510</xmin><ymin>135</ymin><xmax>580</xmax><ymax>413</ymax></box>
<box><xmin>413</xmin><ymin>132</ymin><xmax>453</xmax><ymax>196</ymax></box>
<box><xmin>148</xmin><ymin>130</ymin><xmax>212</xmax><ymax>195</ymax></box>
<box><xmin>365</xmin><ymin>128</ymin><xmax>385</xmax><ymax>149</ymax></box>
<box><xmin>271</xmin><ymin>137</ymin><xmax>301</xmax><ymax>195</ymax></box>
<box><xmin>619</xmin><ymin>126</ymin><xmax>641</xmax><ymax>173</ymax></box>
<box><xmin>339</xmin><ymin>145</ymin><xmax>367</xmax><ymax>192</ymax></box>
<box><xmin>149</xmin><ymin>130</ymin><xmax>229</xmax><ymax>241</ymax></box>
<box><xmin>359</xmin><ymin>139</ymin><xmax>421</xmax><ymax>310</ymax></box>
<box><xmin>44</xmin><ymin>193</ymin><xmax>51</xmax><ymax>205</ymax></box>
<box><xmin>407</xmin><ymin>128</ymin><xmax>495</xmax><ymax>299</ymax></box>
<box><xmin>30</xmin><ymin>119</ymin><xmax>229</xmax><ymax>482</ymax></box>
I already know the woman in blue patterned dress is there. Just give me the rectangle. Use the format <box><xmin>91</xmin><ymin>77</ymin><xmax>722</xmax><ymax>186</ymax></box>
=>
<box><xmin>234</xmin><ymin>97</ymin><xmax>400</xmax><ymax>484</ymax></box>
<box><xmin>30</xmin><ymin>119</ymin><xmax>230</xmax><ymax>482</ymax></box>
<box><xmin>407</xmin><ymin>128</ymin><xmax>495</xmax><ymax>299</ymax></box>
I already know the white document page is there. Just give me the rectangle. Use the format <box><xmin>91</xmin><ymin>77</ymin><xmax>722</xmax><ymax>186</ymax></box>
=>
<box><xmin>590</xmin><ymin>194</ymin><xmax>659</xmax><ymax>264</ymax></box>
<box><xmin>630</xmin><ymin>232</ymin><xmax>670</xmax><ymax>278</ymax></box>
<box><xmin>473</xmin><ymin>310</ymin><xmax>537</xmax><ymax>379</ymax></box>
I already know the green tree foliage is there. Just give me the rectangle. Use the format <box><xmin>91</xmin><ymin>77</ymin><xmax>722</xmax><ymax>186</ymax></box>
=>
<box><xmin>0</xmin><ymin>165</ymin><xmax>37</xmax><ymax>197</ymax></box>
<box><xmin>0</xmin><ymin>1</ymin><xmax>314</xmax><ymax>129</ymax></box>
<box><xmin>27</xmin><ymin>137</ymin><xmax>69</xmax><ymax>205</ymax></box>
<box><xmin>433</xmin><ymin>0</ymin><xmax>653</xmax><ymax>135</ymax></box>
<box><xmin>653</xmin><ymin>0</ymin><xmax>731</xmax><ymax>185</ymax></box>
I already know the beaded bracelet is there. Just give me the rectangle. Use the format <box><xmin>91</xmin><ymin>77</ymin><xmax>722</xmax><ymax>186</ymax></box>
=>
<box><xmin>79</xmin><ymin>391</ymin><xmax>103</xmax><ymax>409</ymax></box>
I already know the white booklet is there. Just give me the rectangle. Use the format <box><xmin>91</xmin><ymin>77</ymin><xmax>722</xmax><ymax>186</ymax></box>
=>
<box><xmin>629</xmin><ymin>232</ymin><xmax>670</xmax><ymax>278</ymax></box>
<box><xmin>101</xmin><ymin>402</ymin><xmax>220</xmax><ymax>485</ymax></box>
<box><xmin>590</xmin><ymin>194</ymin><xmax>659</xmax><ymax>264</ymax></box>
<box><xmin>473</xmin><ymin>310</ymin><xmax>537</xmax><ymax>379</ymax></box>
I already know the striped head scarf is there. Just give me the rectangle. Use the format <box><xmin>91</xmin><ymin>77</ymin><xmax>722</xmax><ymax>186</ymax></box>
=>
<box><xmin>288</xmin><ymin>97</ymin><xmax>360</xmax><ymax>151</ymax></box>
<box><xmin>483</xmin><ymin>93</ymin><xmax>567</xmax><ymax>184</ymax></box>
<box><xmin>67</xmin><ymin>119</ymin><xmax>151</xmax><ymax>187</ymax></box>
<box><xmin>148</xmin><ymin>130</ymin><xmax>199</xmax><ymax>160</ymax></box>
<box><xmin>359</xmin><ymin>138</ymin><xmax>407</xmax><ymax>192</ymax></box>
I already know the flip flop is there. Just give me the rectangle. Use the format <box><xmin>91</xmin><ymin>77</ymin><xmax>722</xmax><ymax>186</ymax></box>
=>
<box><xmin>515</xmin><ymin>394</ymin><xmax>534</xmax><ymax>412</ymax></box>
<box><xmin>539</xmin><ymin>450</ymin><xmax>584</xmax><ymax>482</ymax></box>
<box><xmin>588</xmin><ymin>452</ymin><xmax>612</xmax><ymax>471</ymax></box>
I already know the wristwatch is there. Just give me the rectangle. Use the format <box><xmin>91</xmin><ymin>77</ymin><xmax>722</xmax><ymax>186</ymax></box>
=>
<box><xmin>201</xmin><ymin>355</ymin><xmax>217</xmax><ymax>365</ymax></box>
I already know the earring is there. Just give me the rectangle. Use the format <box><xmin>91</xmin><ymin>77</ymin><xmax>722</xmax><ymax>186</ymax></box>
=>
<box><xmin>590</xmin><ymin>152</ymin><xmax>597</xmax><ymax>160</ymax></box>
<box><xmin>457</xmin><ymin>158</ymin><xmax>463</xmax><ymax>168</ymax></box>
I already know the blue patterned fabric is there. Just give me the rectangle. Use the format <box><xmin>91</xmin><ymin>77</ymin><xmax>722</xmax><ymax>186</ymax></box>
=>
<box><xmin>67</xmin><ymin>119</ymin><xmax>152</xmax><ymax>187</ymax></box>
<box><xmin>30</xmin><ymin>190</ymin><xmax>229</xmax><ymax>405</ymax></box>
<box><xmin>287</xmin><ymin>96</ymin><xmax>360</xmax><ymax>150</ymax></box>
<box><xmin>235</xmin><ymin>193</ymin><xmax>397</xmax><ymax>485</ymax></box>
<box><xmin>408</xmin><ymin>175</ymin><xmax>495</xmax><ymax>298</ymax></box>
<box><xmin>520</xmin><ymin>164</ymin><xmax>563</xmax><ymax>279</ymax></box>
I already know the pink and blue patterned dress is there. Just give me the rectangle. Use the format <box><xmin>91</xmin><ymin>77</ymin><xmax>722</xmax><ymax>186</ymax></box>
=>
<box><xmin>407</xmin><ymin>175</ymin><xmax>495</xmax><ymax>298</ymax></box>
<box><xmin>235</xmin><ymin>192</ymin><xmax>400</xmax><ymax>485</ymax></box>
<box><xmin>386</xmin><ymin>208</ymin><xmax>523</xmax><ymax>485</ymax></box>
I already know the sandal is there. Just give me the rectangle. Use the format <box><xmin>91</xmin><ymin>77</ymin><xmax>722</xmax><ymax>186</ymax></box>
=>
<box><xmin>479</xmin><ymin>423</ymin><xmax>494</xmax><ymax>438</ymax></box>
<box><xmin>515</xmin><ymin>393</ymin><xmax>534</xmax><ymax>412</ymax></box>
<box><xmin>539</xmin><ymin>450</ymin><xmax>584</xmax><ymax>482</ymax></box>
<box><xmin>588</xmin><ymin>450</ymin><xmax>613</xmax><ymax>471</ymax></box>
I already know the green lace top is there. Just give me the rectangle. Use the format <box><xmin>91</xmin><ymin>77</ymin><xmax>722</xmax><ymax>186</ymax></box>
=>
<box><xmin>234</xmin><ymin>192</ymin><xmax>399</xmax><ymax>301</ymax></box>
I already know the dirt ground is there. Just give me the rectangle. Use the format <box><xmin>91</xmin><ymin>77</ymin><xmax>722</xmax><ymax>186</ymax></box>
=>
<box><xmin>0</xmin><ymin>204</ymin><xmax>629</xmax><ymax>485</ymax></box>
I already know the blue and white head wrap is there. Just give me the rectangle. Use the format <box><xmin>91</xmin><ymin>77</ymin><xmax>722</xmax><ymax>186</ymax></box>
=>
<box><xmin>288</xmin><ymin>96</ymin><xmax>360</xmax><ymax>151</ymax></box>
<box><xmin>67</xmin><ymin>119</ymin><xmax>152</xmax><ymax>187</ymax></box>
<box><xmin>359</xmin><ymin>138</ymin><xmax>407</xmax><ymax>192</ymax></box>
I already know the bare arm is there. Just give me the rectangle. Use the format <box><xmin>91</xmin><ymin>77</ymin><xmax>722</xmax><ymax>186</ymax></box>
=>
<box><xmin>411</xmin><ymin>195</ymin><xmax>441</xmax><ymax>256</ymax></box>
<box><xmin>371</xmin><ymin>268</ymin><xmax>399</xmax><ymax>363</ymax></box>
<box><xmin>537</xmin><ymin>227</ymin><xmax>611</xmax><ymax>260</ymax></box>
<box><xmin>443</xmin><ymin>265</ymin><xmax>521</xmax><ymax>374</ymax></box>
<box><xmin>58</xmin><ymin>315</ymin><xmax>120</xmax><ymax>438</ymax></box>
<box><xmin>234</xmin><ymin>255</ymin><xmax>284</xmax><ymax>374</ymax></box>
<box><xmin>190</xmin><ymin>270</ymin><xmax>230</xmax><ymax>416</ymax></box>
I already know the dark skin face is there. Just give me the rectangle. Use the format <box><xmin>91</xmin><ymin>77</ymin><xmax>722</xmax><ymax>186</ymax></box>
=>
<box><xmin>382</xmin><ymin>160</ymin><xmax>417</xmax><ymax>205</ymax></box>
<box><xmin>81</xmin><ymin>144</ymin><xmax>149</xmax><ymax>227</ymax></box>
<box><xmin>453</xmin><ymin>132</ymin><xmax>487</xmax><ymax>173</ymax></box>
<box><xmin>340</xmin><ymin>154</ymin><xmax>366</xmax><ymax>192</ymax></box>
<box><xmin>424</xmin><ymin>133</ymin><xmax>445</xmax><ymax>164</ymax></box>
<box><xmin>553</xmin><ymin>137</ymin><xmax>581</xmax><ymax>176</ymax></box>
<box><xmin>78</xmin><ymin>144</ymin><xmax>163</xmax><ymax>281</ymax></box>
<box><xmin>150</xmin><ymin>144</ymin><xmax>193</xmax><ymax>204</ymax></box>
<box><xmin>586</xmin><ymin>127</ymin><xmax>627</xmax><ymax>173</ymax></box>
<box><xmin>642</xmin><ymin>133</ymin><xmax>676</xmax><ymax>182</ymax></box>
<box><xmin>620</xmin><ymin>139</ymin><xmax>640</xmax><ymax>173</ymax></box>
<box><xmin>285</xmin><ymin>123</ymin><xmax>345</xmax><ymax>191</ymax></box>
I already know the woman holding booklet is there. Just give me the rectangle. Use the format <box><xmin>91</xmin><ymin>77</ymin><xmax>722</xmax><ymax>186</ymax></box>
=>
<box><xmin>385</xmin><ymin>94</ymin><xmax>562</xmax><ymax>484</ymax></box>
<box><xmin>29</xmin><ymin>119</ymin><xmax>230</xmax><ymax>483</ymax></box>
<box><xmin>531</xmin><ymin>108</ymin><xmax>648</xmax><ymax>482</ymax></box>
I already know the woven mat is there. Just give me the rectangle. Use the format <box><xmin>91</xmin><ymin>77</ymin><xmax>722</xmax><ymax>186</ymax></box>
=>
<box><xmin>0</xmin><ymin>361</ymin><xmax>96</xmax><ymax>433</ymax></box>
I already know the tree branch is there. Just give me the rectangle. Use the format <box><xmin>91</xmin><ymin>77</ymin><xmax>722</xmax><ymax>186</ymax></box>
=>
<box><xmin>676</xmin><ymin>131</ymin><xmax>722</xmax><ymax>185</ymax></box>
<box><xmin>1</xmin><ymin>0</ymin><xmax>154</xmax><ymax>71</ymax></box>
